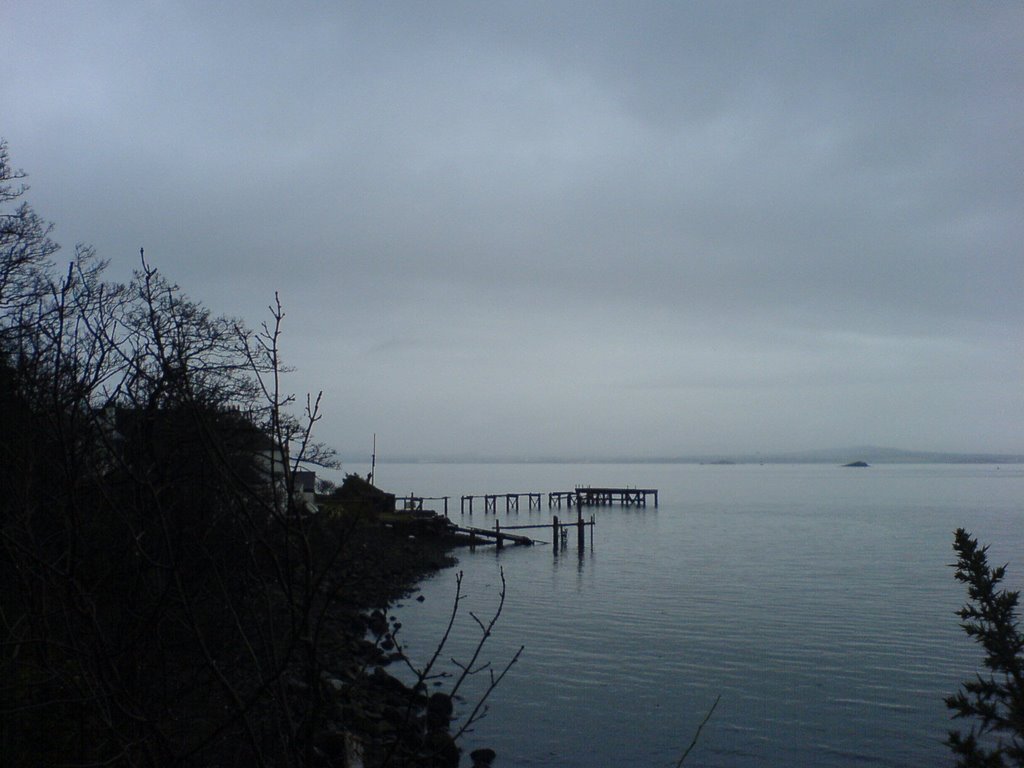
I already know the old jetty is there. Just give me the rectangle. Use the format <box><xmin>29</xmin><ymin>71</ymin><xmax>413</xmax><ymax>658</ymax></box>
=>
<box><xmin>460</xmin><ymin>493</ymin><xmax>543</xmax><ymax>514</ymax></box>
<box><xmin>392</xmin><ymin>485</ymin><xmax>656</xmax><ymax>551</ymax></box>
<box><xmin>450</xmin><ymin>512</ymin><xmax>596</xmax><ymax>549</ymax></box>
<box><xmin>458</xmin><ymin>487</ymin><xmax>658</xmax><ymax>514</ymax></box>
<box><xmin>573</xmin><ymin>486</ymin><xmax>658</xmax><ymax>507</ymax></box>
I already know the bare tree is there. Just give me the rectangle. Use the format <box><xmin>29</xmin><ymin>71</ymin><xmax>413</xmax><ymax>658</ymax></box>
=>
<box><xmin>0</xmin><ymin>139</ymin><xmax>58</xmax><ymax>320</ymax></box>
<box><xmin>0</xmin><ymin>141</ymin><xmax>515</xmax><ymax>768</ymax></box>
<box><xmin>0</xmin><ymin>156</ymin><xmax>348</xmax><ymax>763</ymax></box>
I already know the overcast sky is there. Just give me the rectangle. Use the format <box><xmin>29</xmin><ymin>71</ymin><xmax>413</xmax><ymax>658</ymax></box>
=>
<box><xmin>5</xmin><ymin>1</ymin><xmax>1023</xmax><ymax>460</ymax></box>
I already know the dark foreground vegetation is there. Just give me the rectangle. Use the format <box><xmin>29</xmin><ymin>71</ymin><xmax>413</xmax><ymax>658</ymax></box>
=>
<box><xmin>947</xmin><ymin>529</ymin><xmax>1024</xmax><ymax>767</ymax></box>
<box><xmin>0</xmin><ymin>140</ymin><xmax>511</xmax><ymax>767</ymax></box>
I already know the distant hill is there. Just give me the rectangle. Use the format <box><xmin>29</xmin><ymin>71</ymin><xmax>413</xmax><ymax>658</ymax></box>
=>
<box><xmin>757</xmin><ymin>446</ymin><xmax>1024</xmax><ymax>465</ymax></box>
<box><xmin>378</xmin><ymin>446</ymin><xmax>1024</xmax><ymax>465</ymax></box>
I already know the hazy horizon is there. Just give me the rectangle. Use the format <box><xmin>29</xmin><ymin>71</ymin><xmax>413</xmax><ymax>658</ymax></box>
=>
<box><xmin>5</xmin><ymin>2</ymin><xmax>1022</xmax><ymax>461</ymax></box>
<box><xmin>350</xmin><ymin>444</ymin><xmax>1024</xmax><ymax>467</ymax></box>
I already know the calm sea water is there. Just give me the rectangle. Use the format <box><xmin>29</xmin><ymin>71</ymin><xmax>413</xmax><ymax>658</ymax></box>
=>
<box><xmin>368</xmin><ymin>462</ymin><xmax>1024</xmax><ymax>767</ymax></box>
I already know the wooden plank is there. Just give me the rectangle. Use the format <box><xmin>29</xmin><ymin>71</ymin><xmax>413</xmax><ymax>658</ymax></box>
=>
<box><xmin>452</xmin><ymin>525</ymin><xmax>536</xmax><ymax>546</ymax></box>
<box><xmin>497</xmin><ymin>522</ymin><xmax>593</xmax><ymax>531</ymax></box>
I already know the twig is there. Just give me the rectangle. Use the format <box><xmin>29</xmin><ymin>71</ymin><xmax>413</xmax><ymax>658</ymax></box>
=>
<box><xmin>675</xmin><ymin>694</ymin><xmax>720</xmax><ymax>767</ymax></box>
<box><xmin>451</xmin><ymin>644</ymin><xmax>524</xmax><ymax>740</ymax></box>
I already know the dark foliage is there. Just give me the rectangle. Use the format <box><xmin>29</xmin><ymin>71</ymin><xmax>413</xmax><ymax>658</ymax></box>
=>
<box><xmin>331</xmin><ymin>473</ymin><xmax>396</xmax><ymax>515</ymax></box>
<box><xmin>947</xmin><ymin>528</ymin><xmax>1024</xmax><ymax>767</ymax></box>
<box><xmin>0</xmin><ymin>140</ymin><xmax>352</xmax><ymax>766</ymax></box>
<box><xmin>0</xmin><ymin>140</ymin><xmax>515</xmax><ymax>768</ymax></box>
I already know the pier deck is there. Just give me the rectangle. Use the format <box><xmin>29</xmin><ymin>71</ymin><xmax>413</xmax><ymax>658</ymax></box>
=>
<box><xmin>574</xmin><ymin>487</ymin><xmax>658</xmax><ymax>507</ymax></box>
<box><xmin>459</xmin><ymin>487</ymin><xmax>660</xmax><ymax>513</ymax></box>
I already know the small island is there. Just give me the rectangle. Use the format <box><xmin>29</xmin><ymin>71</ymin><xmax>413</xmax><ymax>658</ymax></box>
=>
<box><xmin>843</xmin><ymin>461</ymin><xmax>870</xmax><ymax>467</ymax></box>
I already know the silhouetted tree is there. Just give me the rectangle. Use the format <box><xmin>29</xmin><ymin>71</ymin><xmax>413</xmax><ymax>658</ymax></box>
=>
<box><xmin>0</xmin><ymin>140</ymin><xmax>514</xmax><ymax>768</ymax></box>
<box><xmin>947</xmin><ymin>528</ymin><xmax>1024</xmax><ymax>767</ymax></box>
<box><xmin>0</xmin><ymin>139</ymin><xmax>58</xmax><ymax>319</ymax></box>
<box><xmin>0</xmin><ymin>141</ymin><xmax>347</xmax><ymax>766</ymax></box>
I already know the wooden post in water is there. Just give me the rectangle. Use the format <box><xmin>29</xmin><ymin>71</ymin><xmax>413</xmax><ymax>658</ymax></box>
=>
<box><xmin>577</xmin><ymin>508</ymin><xmax>584</xmax><ymax>549</ymax></box>
<box><xmin>591</xmin><ymin>514</ymin><xmax>595</xmax><ymax>546</ymax></box>
<box><xmin>553</xmin><ymin>515</ymin><xmax>559</xmax><ymax>545</ymax></box>
<box><xmin>495</xmin><ymin>519</ymin><xmax>503</xmax><ymax>550</ymax></box>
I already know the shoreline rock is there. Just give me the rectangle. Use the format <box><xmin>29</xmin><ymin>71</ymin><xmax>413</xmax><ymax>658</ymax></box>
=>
<box><xmin>313</xmin><ymin>499</ymin><xmax>483</xmax><ymax>766</ymax></box>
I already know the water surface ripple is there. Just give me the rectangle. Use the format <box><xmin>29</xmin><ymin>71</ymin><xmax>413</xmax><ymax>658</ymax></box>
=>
<box><xmin>383</xmin><ymin>463</ymin><xmax>1023</xmax><ymax>767</ymax></box>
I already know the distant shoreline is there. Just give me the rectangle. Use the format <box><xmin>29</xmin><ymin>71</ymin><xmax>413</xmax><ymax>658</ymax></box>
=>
<box><xmin>371</xmin><ymin>454</ymin><xmax>1024</xmax><ymax>466</ymax></box>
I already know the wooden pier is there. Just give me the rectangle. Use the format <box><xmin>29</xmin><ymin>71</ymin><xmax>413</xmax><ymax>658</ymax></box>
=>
<box><xmin>460</xmin><ymin>493</ymin><xmax>543</xmax><ymax>515</ymax></box>
<box><xmin>452</xmin><ymin>523</ymin><xmax>537</xmax><ymax>548</ymax></box>
<box><xmin>460</xmin><ymin>487</ymin><xmax>659</xmax><ymax>512</ymax></box>
<box><xmin>548</xmin><ymin>491</ymin><xmax>577</xmax><ymax>507</ymax></box>
<box><xmin>547</xmin><ymin>487</ymin><xmax>659</xmax><ymax>507</ymax></box>
<box><xmin>452</xmin><ymin>510</ymin><xmax>595</xmax><ymax>549</ymax></box>
<box><xmin>574</xmin><ymin>486</ymin><xmax>658</xmax><ymax>507</ymax></box>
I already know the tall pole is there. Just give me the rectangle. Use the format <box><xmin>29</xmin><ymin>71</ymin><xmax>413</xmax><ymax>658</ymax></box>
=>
<box><xmin>369</xmin><ymin>433</ymin><xmax>376</xmax><ymax>485</ymax></box>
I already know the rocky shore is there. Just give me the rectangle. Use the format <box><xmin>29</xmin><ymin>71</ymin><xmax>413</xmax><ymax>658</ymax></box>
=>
<box><xmin>311</xmin><ymin>478</ymin><xmax>495</xmax><ymax>768</ymax></box>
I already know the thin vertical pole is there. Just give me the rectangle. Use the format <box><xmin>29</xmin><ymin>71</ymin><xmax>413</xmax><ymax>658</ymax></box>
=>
<box><xmin>369</xmin><ymin>433</ymin><xmax>376</xmax><ymax>486</ymax></box>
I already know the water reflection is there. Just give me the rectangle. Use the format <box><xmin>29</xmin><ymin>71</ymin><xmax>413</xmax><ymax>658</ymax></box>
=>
<box><xmin>385</xmin><ymin>464</ymin><xmax>1024</xmax><ymax>768</ymax></box>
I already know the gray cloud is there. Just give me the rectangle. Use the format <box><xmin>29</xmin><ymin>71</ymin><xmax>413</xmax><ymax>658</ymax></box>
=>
<box><xmin>4</xmin><ymin>0</ymin><xmax>1022</xmax><ymax>458</ymax></box>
